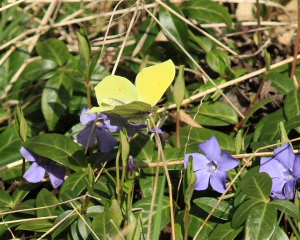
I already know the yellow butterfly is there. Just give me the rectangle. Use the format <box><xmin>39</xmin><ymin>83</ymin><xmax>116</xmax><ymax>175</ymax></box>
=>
<box><xmin>88</xmin><ymin>60</ymin><xmax>175</xmax><ymax>118</ymax></box>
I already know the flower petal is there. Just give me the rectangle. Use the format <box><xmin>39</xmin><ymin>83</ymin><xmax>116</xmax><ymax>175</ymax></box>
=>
<box><xmin>198</xmin><ymin>136</ymin><xmax>222</xmax><ymax>161</ymax></box>
<box><xmin>184</xmin><ymin>153</ymin><xmax>211</xmax><ymax>171</ymax></box>
<box><xmin>284</xmin><ymin>178</ymin><xmax>297</xmax><ymax>199</ymax></box>
<box><xmin>20</xmin><ymin>147</ymin><xmax>39</xmax><ymax>162</ymax></box>
<box><xmin>23</xmin><ymin>162</ymin><xmax>45</xmax><ymax>183</ymax></box>
<box><xmin>271</xmin><ymin>192</ymin><xmax>286</xmax><ymax>200</ymax></box>
<box><xmin>80</xmin><ymin>107</ymin><xmax>97</xmax><ymax>126</ymax></box>
<box><xmin>271</xmin><ymin>177</ymin><xmax>286</xmax><ymax>193</ymax></box>
<box><xmin>274</xmin><ymin>143</ymin><xmax>295</xmax><ymax>171</ymax></box>
<box><xmin>95</xmin><ymin>128</ymin><xmax>117</xmax><ymax>152</ymax></box>
<box><xmin>293</xmin><ymin>155</ymin><xmax>300</xmax><ymax>178</ymax></box>
<box><xmin>101</xmin><ymin>113</ymin><xmax>122</xmax><ymax>132</ymax></box>
<box><xmin>210</xmin><ymin>171</ymin><xmax>227</xmax><ymax>193</ymax></box>
<box><xmin>76</xmin><ymin>125</ymin><xmax>96</xmax><ymax>147</ymax></box>
<box><xmin>194</xmin><ymin>169</ymin><xmax>211</xmax><ymax>191</ymax></box>
<box><xmin>260</xmin><ymin>157</ymin><xmax>289</xmax><ymax>180</ymax></box>
<box><xmin>217</xmin><ymin>151</ymin><xmax>239</xmax><ymax>171</ymax></box>
<box><xmin>44</xmin><ymin>164</ymin><xmax>66</xmax><ymax>188</ymax></box>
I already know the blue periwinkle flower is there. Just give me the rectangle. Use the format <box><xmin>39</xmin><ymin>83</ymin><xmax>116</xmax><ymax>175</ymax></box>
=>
<box><xmin>21</xmin><ymin>147</ymin><xmax>66</xmax><ymax>188</ymax></box>
<box><xmin>76</xmin><ymin>107</ymin><xmax>121</xmax><ymax>152</ymax></box>
<box><xmin>260</xmin><ymin>143</ymin><xmax>300</xmax><ymax>199</ymax></box>
<box><xmin>184</xmin><ymin>136</ymin><xmax>239</xmax><ymax>193</ymax></box>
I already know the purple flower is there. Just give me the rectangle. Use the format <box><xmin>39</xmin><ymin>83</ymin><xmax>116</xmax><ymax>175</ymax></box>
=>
<box><xmin>76</xmin><ymin>108</ymin><xmax>121</xmax><ymax>152</ymax></box>
<box><xmin>106</xmin><ymin>113</ymin><xmax>162</xmax><ymax>139</ymax></box>
<box><xmin>128</xmin><ymin>155</ymin><xmax>136</xmax><ymax>174</ymax></box>
<box><xmin>21</xmin><ymin>147</ymin><xmax>66</xmax><ymax>188</ymax></box>
<box><xmin>260</xmin><ymin>143</ymin><xmax>300</xmax><ymax>199</ymax></box>
<box><xmin>184</xmin><ymin>136</ymin><xmax>239</xmax><ymax>193</ymax></box>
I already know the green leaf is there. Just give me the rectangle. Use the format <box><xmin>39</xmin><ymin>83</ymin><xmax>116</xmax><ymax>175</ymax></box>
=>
<box><xmin>17</xmin><ymin>220</ymin><xmax>53</xmax><ymax>232</ymax></box>
<box><xmin>36</xmin><ymin>38</ymin><xmax>69</xmax><ymax>66</ymax></box>
<box><xmin>36</xmin><ymin>188</ymin><xmax>60</xmax><ymax>218</ymax></box>
<box><xmin>235</xmin><ymin>130</ymin><xmax>243</xmax><ymax>154</ymax></box>
<box><xmin>285</xmin><ymin>115</ymin><xmax>300</xmax><ymax>132</ymax></box>
<box><xmin>243</xmin><ymin>98</ymin><xmax>274</xmax><ymax>126</ymax></box>
<box><xmin>139</xmin><ymin>167</ymin><xmax>165</xmax><ymax>198</ymax></box>
<box><xmin>194</xmin><ymin>197</ymin><xmax>233</xmax><ymax>220</ymax></box>
<box><xmin>284</xmin><ymin>89</ymin><xmax>300</xmax><ymax>132</ymax></box>
<box><xmin>0</xmin><ymin>127</ymin><xmax>22</xmax><ymax>168</ymax></box>
<box><xmin>206</xmin><ymin>49</ymin><xmax>230</xmax><ymax>75</ymax></box>
<box><xmin>271</xmin><ymin>227</ymin><xmax>289</xmax><ymax>240</ymax></box>
<box><xmin>23</xmin><ymin>133</ymin><xmax>88</xmax><ymax>172</ymax></box>
<box><xmin>254</xmin><ymin>108</ymin><xmax>286</xmax><ymax>141</ymax></box>
<box><xmin>192</xmin><ymin>101</ymin><xmax>238</xmax><ymax>126</ymax></box>
<box><xmin>240</xmin><ymin>173</ymin><xmax>272</xmax><ymax>201</ymax></box>
<box><xmin>92</xmin><ymin>200</ymin><xmax>122</xmax><ymax>239</ymax></box>
<box><xmin>93</xmin><ymin>175</ymin><xmax>116</xmax><ymax>204</ymax></box>
<box><xmin>208</xmin><ymin>222</ymin><xmax>243</xmax><ymax>240</ymax></box>
<box><xmin>77</xmin><ymin>215</ymin><xmax>91</xmax><ymax>239</ymax></box>
<box><xmin>159</xmin><ymin>1</ymin><xmax>188</xmax><ymax>49</ymax></box>
<box><xmin>184</xmin><ymin>156</ymin><xmax>197</xmax><ymax>208</ymax></box>
<box><xmin>181</xmin><ymin>0</ymin><xmax>232</xmax><ymax>28</ymax></box>
<box><xmin>176</xmin><ymin>126</ymin><xmax>235</xmax><ymax>153</ymax></box>
<box><xmin>0</xmin><ymin>189</ymin><xmax>13</xmax><ymax>209</ymax></box>
<box><xmin>60</xmin><ymin>171</ymin><xmax>88</xmax><ymax>196</ymax></box>
<box><xmin>245</xmin><ymin>203</ymin><xmax>277</xmax><ymax>240</ymax></box>
<box><xmin>232</xmin><ymin>198</ymin><xmax>263</xmax><ymax>229</ymax></box>
<box><xmin>270</xmin><ymin>199</ymin><xmax>300</xmax><ymax>220</ymax></box>
<box><xmin>11</xmin><ymin>184</ymin><xmax>41</xmax><ymax>207</ymax></box>
<box><xmin>76</xmin><ymin>27</ymin><xmax>91</xmax><ymax>65</ymax></box>
<box><xmin>268</xmin><ymin>72</ymin><xmax>295</xmax><ymax>94</ymax></box>
<box><xmin>133</xmin><ymin>196</ymin><xmax>171</xmax><ymax>234</ymax></box>
<box><xmin>52</xmin><ymin>210</ymin><xmax>78</xmax><ymax>239</ymax></box>
<box><xmin>173</xmin><ymin>65</ymin><xmax>186</xmax><ymax>111</ymax></box>
<box><xmin>130</xmin><ymin>135</ymin><xmax>154</xmax><ymax>163</ymax></box>
<box><xmin>41</xmin><ymin>73</ymin><xmax>73</xmax><ymax>131</ymax></box>
<box><xmin>21</xmin><ymin>59</ymin><xmax>57</xmax><ymax>81</ymax></box>
<box><xmin>14</xmin><ymin>105</ymin><xmax>28</xmax><ymax>142</ymax></box>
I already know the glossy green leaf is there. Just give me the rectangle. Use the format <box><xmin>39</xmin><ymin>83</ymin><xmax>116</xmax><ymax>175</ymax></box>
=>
<box><xmin>279</xmin><ymin>122</ymin><xmax>289</xmax><ymax>143</ymax></box>
<box><xmin>254</xmin><ymin>108</ymin><xmax>286</xmax><ymax>141</ymax></box>
<box><xmin>92</xmin><ymin>200</ymin><xmax>122</xmax><ymax>239</ymax></box>
<box><xmin>184</xmin><ymin>156</ymin><xmax>196</xmax><ymax>208</ymax></box>
<box><xmin>245</xmin><ymin>203</ymin><xmax>277</xmax><ymax>240</ymax></box>
<box><xmin>232</xmin><ymin>198</ymin><xmax>263</xmax><ymax>229</ymax></box>
<box><xmin>0</xmin><ymin>127</ymin><xmax>22</xmax><ymax>168</ymax></box>
<box><xmin>181</xmin><ymin>0</ymin><xmax>232</xmax><ymax>28</ymax></box>
<box><xmin>268</xmin><ymin>72</ymin><xmax>295</xmax><ymax>94</ymax></box>
<box><xmin>76</xmin><ymin>27</ymin><xmax>91</xmax><ymax>65</ymax></box>
<box><xmin>285</xmin><ymin>115</ymin><xmax>300</xmax><ymax>132</ymax></box>
<box><xmin>284</xmin><ymin>89</ymin><xmax>300</xmax><ymax>121</ymax></box>
<box><xmin>139</xmin><ymin>167</ymin><xmax>165</xmax><ymax>198</ymax></box>
<box><xmin>77</xmin><ymin>215</ymin><xmax>91</xmax><ymax>239</ymax></box>
<box><xmin>194</xmin><ymin>197</ymin><xmax>233</xmax><ymax>220</ymax></box>
<box><xmin>41</xmin><ymin>73</ymin><xmax>72</xmax><ymax>131</ymax></box>
<box><xmin>270</xmin><ymin>227</ymin><xmax>289</xmax><ymax>240</ymax></box>
<box><xmin>21</xmin><ymin>59</ymin><xmax>57</xmax><ymax>81</ymax></box>
<box><xmin>192</xmin><ymin>101</ymin><xmax>238</xmax><ymax>126</ymax></box>
<box><xmin>173</xmin><ymin>65</ymin><xmax>186</xmax><ymax>111</ymax></box>
<box><xmin>270</xmin><ymin>199</ymin><xmax>300</xmax><ymax>220</ymax></box>
<box><xmin>60</xmin><ymin>190</ymin><xmax>82</xmax><ymax>210</ymax></box>
<box><xmin>60</xmin><ymin>172</ymin><xmax>88</xmax><ymax>196</ymax></box>
<box><xmin>14</xmin><ymin>105</ymin><xmax>27</xmax><ymax>142</ymax></box>
<box><xmin>0</xmin><ymin>189</ymin><xmax>13</xmax><ymax>209</ymax></box>
<box><xmin>17</xmin><ymin>220</ymin><xmax>53</xmax><ymax>232</ymax></box>
<box><xmin>93</xmin><ymin>175</ymin><xmax>116</xmax><ymax>204</ymax></box>
<box><xmin>240</xmin><ymin>173</ymin><xmax>272</xmax><ymax>201</ymax></box>
<box><xmin>208</xmin><ymin>222</ymin><xmax>243</xmax><ymax>240</ymax></box>
<box><xmin>23</xmin><ymin>133</ymin><xmax>88</xmax><ymax>172</ymax></box>
<box><xmin>132</xmin><ymin>196</ymin><xmax>171</xmax><ymax>234</ymax></box>
<box><xmin>36</xmin><ymin>188</ymin><xmax>60</xmax><ymax>217</ymax></box>
<box><xmin>243</xmin><ymin>98</ymin><xmax>274</xmax><ymax>126</ymax></box>
<box><xmin>36</xmin><ymin>38</ymin><xmax>69</xmax><ymax>66</ymax></box>
<box><xmin>130</xmin><ymin>135</ymin><xmax>154</xmax><ymax>163</ymax></box>
<box><xmin>52</xmin><ymin>210</ymin><xmax>78</xmax><ymax>239</ymax></box>
<box><xmin>206</xmin><ymin>49</ymin><xmax>230</xmax><ymax>75</ymax></box>
<box><xmin>159</xmin><ymin>1</ymin><xmax>188</xmax><ymax>49</ymax></box>
<box><xmin>235</xmin><ymin>130</ymin><xmax>243</xmax><ymax>154</ymax></box>
<box><xmin>176</xmin><ymin>126</ymin><xmax>235</xmax><ymax>152</ymax></box>
<box><xmin>11</xmin><ymin>184</ymin><xmax>41</xmax><ymax>207</ymax></box>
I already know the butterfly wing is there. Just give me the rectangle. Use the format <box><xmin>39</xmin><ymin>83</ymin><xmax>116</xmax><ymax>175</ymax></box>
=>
<box><xmin>135</xmin><ymin>59</ymin><xmax>175</xmax><ymax>106</ymax></box>
<box><xmin>94</xmin><ymin>75</ymin><xmax>138</xmax><ymax>106</ymax></box>
<box><xmin>103</xmin><ymin>101</ymin><xmax>151</xmax><ymax>118</ymax></box>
